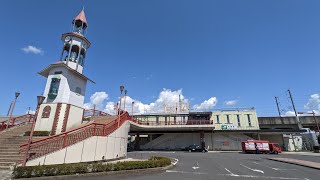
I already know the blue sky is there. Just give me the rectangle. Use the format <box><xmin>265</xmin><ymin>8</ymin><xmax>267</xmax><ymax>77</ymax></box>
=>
<box><xmin>0</xmin><ymin>0</ymin><xmax>320</xmax><ymax>116</ymax></box>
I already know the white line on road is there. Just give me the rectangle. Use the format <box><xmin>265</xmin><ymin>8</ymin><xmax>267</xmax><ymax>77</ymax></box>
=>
<box><xmin>192</xmin><ymin>161</ymin><xmax>200</xmax><ymax>170</ymax></box>
<box><xmin>166</xmin><ymin>170</ymin><xmax>207</xmax><ymax>175</ymax></box>
<box><xmin>240</xmin><ymin>164</ymin><xmax>264</xmax><ymax>174</ymax></box>
<box><xmin>253</xmin><ymin>162</ymin><xmax>297</xmax><ymax>171</ymax></box>
<box><xmin>225</xmin><ymin>168</ymin><xmax>239</xmax><ymax>177</ymax></box>
<box><xmin>171</xmin><ymin>158</ymin><xmax>179</xmax><ymax>166</ymax></box>
<box><xmin>219</xmin><ymin>174</ymin><xmax>308</xmax><ymax>180</ymax></box>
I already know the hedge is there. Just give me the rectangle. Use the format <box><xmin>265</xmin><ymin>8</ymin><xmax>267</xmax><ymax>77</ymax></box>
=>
<box><xmin>13</xmin><ymin>156</ymin><xmax>171</xmax><ymax>179</ymax></box>
<box><xmin>24</xmin><ymin>131</ymin><xmax>50</xmax><ymax>136</ymax></box>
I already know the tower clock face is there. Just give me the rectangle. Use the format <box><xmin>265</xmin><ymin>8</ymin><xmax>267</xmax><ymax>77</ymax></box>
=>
<box><xmin>65</xmin><ymin>36</ymin><xmax>71</xmax><ymax>42</ymax></box>
<box><xmin>82</xmin><ymin>42</ymin><xmax>87</xmax><ymax>48</ymax></box>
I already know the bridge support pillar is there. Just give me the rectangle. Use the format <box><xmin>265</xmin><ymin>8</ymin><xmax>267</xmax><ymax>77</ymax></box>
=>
<box><xmin>134</xmin><ymin>132</ymin><xmax>140</xmax><ymax>151</ymax></box>
<box><xmin>200</xmin><ymin>131</ymin><xmax>205</xmax><ymax>150</ymax></box>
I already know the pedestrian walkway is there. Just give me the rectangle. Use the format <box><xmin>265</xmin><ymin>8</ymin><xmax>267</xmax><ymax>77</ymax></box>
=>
<box><xmin>269</xmin><ymin>157</ymin><xmax>320</xmax><ymax>170</ymax></box>
<box><xmin>282</xmin><ymin>151</ymin><xmax>320</xmax><ymax>156</ymax></box>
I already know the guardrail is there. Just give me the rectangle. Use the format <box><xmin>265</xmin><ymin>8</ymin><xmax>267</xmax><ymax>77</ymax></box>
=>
<box><xmin>19</xmin><ymin>112</ymin><xmax>130</xmax><ymax>163</ymax></box>
<box><xmin>0</xmin><ymin>114</ymin><xmax>34</xmax><ymax>131</ymax></box>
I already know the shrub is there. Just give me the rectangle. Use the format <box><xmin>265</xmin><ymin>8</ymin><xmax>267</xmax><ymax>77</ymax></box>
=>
<box><xmin>13</xmin><ymin>156</ymin><xmax>171</xmax><ymax>179</ymax></box>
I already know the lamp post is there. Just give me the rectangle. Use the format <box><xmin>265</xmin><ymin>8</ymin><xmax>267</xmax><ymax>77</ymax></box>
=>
<box><xmin>118</xmin><ymin>85</ymin><xmax>124</xmax><ymax>127</ymax></box>
<box><xmin>22</xmin><ymin>95</ymin><xmax>45</xmax><ymax>167</ymax></box>
<box><xmin>123</xmin><ymin>90</ymin><xmax>128</xmax><ymax>111</ymax></box>
<box><xmin>131</xmin><ymin>101</ymin><xmax>135</xmax><ymax>116</ymax></box>
<box><xmin>6</xmin><ymin>92</ymin><xmax>20</xmax><ymax>129</ymax></box>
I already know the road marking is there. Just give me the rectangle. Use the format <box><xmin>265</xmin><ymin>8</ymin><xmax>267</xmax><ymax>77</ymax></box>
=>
<box><xmin>219</xmin><ymin>174</ymin><xmax>308</xmax><ymax>179</ymax></box>
<box><xmin>253</xmin><ymin>162</ymin><xmax>297</xmax><ymax>171</ymax></box>
<box><xmin>225</xmin><ymin>168</ymin><xmax>239</xmax><ymax>177</ymax></box>
<box><xmin>192</xmin><ymin>162</ymin><xmax>200</xmax><ymax>170</ymax></box>
<box><xmin>240</xmin><ymin>164</ymin><xmax>264</xmax><ymax>174</ymax></box>
<box><xmin>166</xmin><ymin>170</ymin><xmax>207</xmax><ymax>175</ymax></box>
<box><xmin>171</xmin><ymin>158</ymin><xmax>179</xmax><ymax>165</ymax></box>
<box><xmin>222</xmin><ymin>167</ymin><xmax>305</xmax><ymax>180</ymax></box>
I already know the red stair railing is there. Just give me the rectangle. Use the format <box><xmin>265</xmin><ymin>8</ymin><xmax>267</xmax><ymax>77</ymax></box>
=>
<box><xmin>19</xmin><ymin>112</ymin><xmax>131</xmax><ymax>163</ymax></box>
<box><xmin>0</xmin><ymin>114</ymin><xmax>34</xmax><ymax>131</ymax></box>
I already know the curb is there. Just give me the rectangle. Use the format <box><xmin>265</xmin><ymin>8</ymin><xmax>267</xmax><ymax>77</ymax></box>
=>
<box><xmin>14</xmin><ymin>164</ymin><xmax>174</xmax><ymax>179</ymax></box>
<box><xmin>268</xmin><ymin>158</ymin><xmax>320</xmax><ymax>170</ymax></box>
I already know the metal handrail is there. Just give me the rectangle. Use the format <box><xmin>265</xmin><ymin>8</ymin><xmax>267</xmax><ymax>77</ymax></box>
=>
<box><xmin>0</xmin><ymin>114</ymin><xmax>34</xmax><ymax>131</ymax></box>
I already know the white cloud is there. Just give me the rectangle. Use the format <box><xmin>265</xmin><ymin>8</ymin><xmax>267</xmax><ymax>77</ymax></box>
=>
<box><xmin>304</xmin><ymin>93</ymin><xmax>320</xmax><ymax>111</ymax></box>
<box><xmin>22</xmin><ymin>45</ymin><xmax>44</xmax><ymax>55</ymax></box>
<box><xmin>84</xmin><ymin>92</ymin><xmax>109</xmax><ymax>109</ymax></box>
<box><xmin>104</xmin><ymin>89</ymin><xmax>189</xmax><ymax>115</ymax></box>
<box><xmin>193</xmin><ymin>97</ymin><xmax>218</xmax><ymax>111</ymax></box>
<box><xmin>284</xmin><ymin>111</ymin><xmax>296</xmax><ymax>116</ymax></box>
<box><xmin>85</xmin><ymin>89</ymin><xmax>218</xmax><ymax>115</ymax></box>
<box><xmin>225</xmin><ymin>100</ymin><xmax>238</xmax><ymax>106</ymax></box>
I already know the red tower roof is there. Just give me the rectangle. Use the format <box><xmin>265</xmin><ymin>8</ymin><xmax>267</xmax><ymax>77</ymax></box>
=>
<box><xmin>73</xmin><ymin>10</ymin><xmax>88</xmax><ymax>26</ymax></box>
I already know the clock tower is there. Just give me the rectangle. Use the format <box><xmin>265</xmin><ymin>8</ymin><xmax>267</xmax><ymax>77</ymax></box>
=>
<box><xmin>34</xmin><ymin>10</ymin><xmax>94</xmax><ymax>135</ymax></box>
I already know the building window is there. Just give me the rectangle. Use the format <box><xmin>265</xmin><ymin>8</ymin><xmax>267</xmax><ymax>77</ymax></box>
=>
<box><xmin>165</xmin><ymin>116</ymin><xmax>168</xmax><ymax>125</ymax></box>
<box><xmin>247</xmin><ymin>114</ymin><xmax>252</xmax><ymax>126</ymax></box>
<box><xmin>156</xmin><ymin>116</ymin><xmax>159</xmax><ymax>124</ymax></box>
<box><xmin>48</xmin><ymin>77</ymin><xmax>61</xmax><ymax>100</ymax></box>
<box><xmin>75</xmin><ymin>87</ymin><xmax>81</xmax><ymax>94</ymax></box>
<box><xmin>237</xmin><ymin>115</ymin><xmax>241</xmax><ymax>126</ymax></box>
<box><xmin>216</xmin><ymin>115</ymin><xmax>220</xmax><ymax>124</ymax></box>
<box><xmin>174</xmin><ymin>116</ymin><xmax>176</xmax><ymax>124</ymax></box>
<box><xmin>226</xmin><ymin>115</ymin><xmax>230</xmax><ymax>124</ymax></box>
<box><xmin>42</xmin><ymin>106</ymin><xmax>51</xmax><ymax>118</ymax></box>
<box><xmin>54</xmin><ymin>71</ymin><xmax>62</xmax><ymax>74</ymax></box>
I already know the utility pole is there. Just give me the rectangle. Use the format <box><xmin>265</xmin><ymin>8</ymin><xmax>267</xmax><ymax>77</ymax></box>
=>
<box><xmin>275</xmin><ymin>97</ymin><xmax>283</xmax><ymax>123</ymax></box>
<box><xmin>287</xmin><ymin>89</ymin><xmax>302</xmax><ymax>129</ymax></box>
<box><xmin>275</xmin><ymin>96</ymin><xmax>286</xmax><ymax>150</ymax></box>
<box><xmin>287</xmin><ymin>89</ymin><xmax>300</xmax><ymax>152</ymax></box>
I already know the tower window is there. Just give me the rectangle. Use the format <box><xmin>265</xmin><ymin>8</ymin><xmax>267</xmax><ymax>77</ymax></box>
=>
<box><xmin>75</xmin><ymin>87</ymin><xmax>81</xmax><ymax>95</ymax></box>
<box><xmin>42</xmin><ymin>106</ymin><xmax>51</xmax><ymax>118</ymax></box>
<box><xmin>48</xmin><ymin>77</ymin><xmax>61</xmax><ymax>100</ymax></box>
<box><xmin>216</xmin><ymin>115</ymin><xmax>220</xmax><ymax>124</ymax></box>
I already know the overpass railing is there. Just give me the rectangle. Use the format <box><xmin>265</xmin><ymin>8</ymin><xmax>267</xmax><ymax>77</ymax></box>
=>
<box><xmin>133</xmin><ymin>120</ymin><xmax>213</xmax><ymax>126</ymax></box>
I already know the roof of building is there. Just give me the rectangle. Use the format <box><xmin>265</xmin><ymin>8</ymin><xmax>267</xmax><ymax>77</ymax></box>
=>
<box><xmin>38</xmin><ymin>61</ymin><xmax>95</xmax><ymax>83</ymax></box>
<box><xmin>73</xmin><ymin>10</ymin><xmax>88</xmax><ymax>26</ymax></box>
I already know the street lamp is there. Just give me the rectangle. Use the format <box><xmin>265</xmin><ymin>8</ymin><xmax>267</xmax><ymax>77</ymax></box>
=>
<box><xmin>6</xmin><ymin>92</ymin><xmax>20</xmax><ymax>129</ymax></box>
<box><xmin>132</xmin><ymin>101</ymin><xmax>135</xmax><ymax>116</ymax></box>
<box><xmin>124</xmin><ymin>90</ymin><xmax>128</xmax><ymax>111</ymax></box>
<box><xmin>22</xmin><ymin>95</ymin><xmax>45</xmax><ymax>167</ymax></box>
<box><xmin>118</xmin><ymin>85</ymin><xmax>124</xmax><ymax>127</ymax></box>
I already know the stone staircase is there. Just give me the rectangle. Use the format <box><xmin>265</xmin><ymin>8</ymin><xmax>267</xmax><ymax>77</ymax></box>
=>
<box><xmin>90</xmin><ymin>115</ymin><xmax>117</xmax><ymax>124</ymax></box>
<box><xmin>0</xmin><ymin>123</ymin><xmax>33</xmax><ymax>169</ymax></box>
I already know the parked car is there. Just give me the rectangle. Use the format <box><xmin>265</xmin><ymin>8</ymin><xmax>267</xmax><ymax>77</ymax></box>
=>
<box><xmin>184</xmin><ymin>144</ymin><xmax>208</xmax><ymax>153</ymax></box>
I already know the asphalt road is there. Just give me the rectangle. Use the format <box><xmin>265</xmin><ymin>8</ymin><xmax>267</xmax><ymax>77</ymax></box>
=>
<box><xmin>74</xmin><ymin>151</ymin><xmax>320</xmax><ymax>180</ymax></box>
